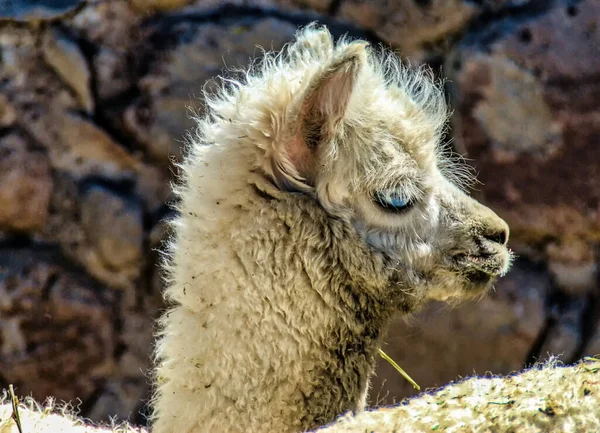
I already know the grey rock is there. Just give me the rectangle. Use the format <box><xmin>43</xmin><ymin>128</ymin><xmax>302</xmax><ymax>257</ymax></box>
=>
<box><xmin>586</xmin><ymin>325</ymin><xmax>600</xmax><ymax>357</ymax></box>
<box><xmin>537</xmin><ymin>297</ymin><xmax>585</xmax><ymax>363</ymax></box>
<box><xmin>81</xmin><ymin>186</ymin><xmax>145</xmax><ymax>289</ymax></box>
<box><xmin>94</xmin><ymin>47</ymin><xmax>134</xmax><ymax>102</ymax></box>
<box><xmin>0</xmin><ymin>0</ymin><xmax>83</xmax><ymax>20</ymax></box>
<box><xmin>86</xmin><ymin>377</ymin><xmax>150</xmax><ymax>423</ymax></box>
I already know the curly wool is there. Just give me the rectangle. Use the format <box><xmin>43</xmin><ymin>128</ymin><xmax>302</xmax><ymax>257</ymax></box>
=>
<box><xmin>1</xmin><ymin>358</ymin><xmax>598</xmax><ymax>433</ymax></box>
<box><xmin>315</xmin><ymin>357</ymin><xmax>600</xmax><ymax>433</ymax></box>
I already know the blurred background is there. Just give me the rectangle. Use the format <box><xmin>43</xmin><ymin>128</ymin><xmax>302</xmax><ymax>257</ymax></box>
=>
<box><xmin>0</xmin><ymin>0</ymin><xmax>598</xmax><ymax>426</ymax></box>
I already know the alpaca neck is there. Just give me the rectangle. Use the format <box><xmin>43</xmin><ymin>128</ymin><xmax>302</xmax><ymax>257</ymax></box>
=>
<box><xmin>153</xmin><ymin>144</ymin><xmax>396</xmax><ymax>433</ymax></box>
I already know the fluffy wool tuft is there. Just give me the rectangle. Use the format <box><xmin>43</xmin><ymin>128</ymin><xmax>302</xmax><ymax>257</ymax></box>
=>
<box><xmin>0</xmin><ymin>393</ymin><xmax>146</xmax><ymax>433</ymax></box>
<box><xmin>315</xmin><ymin>357</ymin><xmax>600</xmax><ymax>433</ymax></box>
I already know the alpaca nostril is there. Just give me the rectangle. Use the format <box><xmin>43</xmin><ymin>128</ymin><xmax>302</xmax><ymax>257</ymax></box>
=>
<box><xmin>484</xmin><ymin>228</ymin><xmax>508</xmax><ymax>246</ymax></box>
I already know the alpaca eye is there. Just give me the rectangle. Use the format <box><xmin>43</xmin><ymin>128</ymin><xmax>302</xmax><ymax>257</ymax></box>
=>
<box><xmin>374</xmin><ymin>191</ymin><xmax>413</xmax><ymax>212</ymax></box>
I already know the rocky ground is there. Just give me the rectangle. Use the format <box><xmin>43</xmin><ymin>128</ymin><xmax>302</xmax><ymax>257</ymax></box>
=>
<box><xmin>0</xmin><ymin>0</ymin><xmax>598</xmax><ymax>424</ymax></box>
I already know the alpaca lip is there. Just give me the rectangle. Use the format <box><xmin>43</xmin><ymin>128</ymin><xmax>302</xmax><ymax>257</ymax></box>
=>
<box><xmin>452</xmin><ymin>252</ymin><xmax>508</xmax><ymax>279</ymax></box>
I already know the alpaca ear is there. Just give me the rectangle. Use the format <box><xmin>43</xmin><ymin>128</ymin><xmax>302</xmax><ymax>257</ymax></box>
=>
<box><xmin>273</xmin><ymin>42</ymin><xmax>367</xmax><ymax>192</ymax></box>
<box><xmin>300</xmin><ymin>42</ymin><xmax>367</xmax><ymax>148</ymax></box>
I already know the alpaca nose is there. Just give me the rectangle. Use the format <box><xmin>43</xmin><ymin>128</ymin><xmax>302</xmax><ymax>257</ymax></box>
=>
<box><xmin>482</xmin><ymin>219</ymin><xmax>509</xmax><ymax>246</ymax></box>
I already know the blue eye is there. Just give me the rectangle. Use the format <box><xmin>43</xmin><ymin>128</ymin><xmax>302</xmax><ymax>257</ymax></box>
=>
<box><xmin>374</xmin><ymin>191</ymin><xmax>413</xmax><ymax>212</ymax></box>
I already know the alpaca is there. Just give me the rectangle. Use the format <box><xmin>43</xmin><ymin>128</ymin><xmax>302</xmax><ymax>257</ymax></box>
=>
<box><xmin>151</xmin><ymin>24</ymin><xmax>511</xmax><ymax>433</ymax></box>
<box><xmin>0</xmin><ymin>22</ymin><xmax>598</xmax><ymax>433</ymax></box>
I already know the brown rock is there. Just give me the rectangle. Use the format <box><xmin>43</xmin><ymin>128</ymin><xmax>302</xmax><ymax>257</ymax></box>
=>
<box><xmin>0</xmin><ymin>249</ymin><xmax>116</xmax><ymax>404</ymax></box>
<box><xmin>0</xmin><ymin>30</ymin><xmax>138</xmax><ymax>182</ymax></box>
<box><xmin>33</xmin><ymin>175</ymin><xmax>143</xmax><ymax>291</ymax></box>
<box><xmin>42</xmin><ymin>27</ymin><xmax>94</xmax><ymax>113</ymax></box>
<box><xmin>0</xmin><ymin>94</ymin><xmax>17</xmax><ymax>127</ymax></box>
<box><xmin>337</xmin><ymin>0</ymin><xmax>477</xmax><ymax>56</ymax></box>
<box><xmin>36</xmin><ymin>172</ymin><xmax>87</xmax><ymax>260</ymax></box>
<box><xmin>0</xmin><ymin>133</ymin><xmax>53</xmax><ymax>231</ymax></box>
<box><xmin>370</xmin><ymin>261</ymin><xmax>549</xmax><ymax>403</ymax></box>
<box><xmin>35</xmin><ymin>113</ymin><xmax>139</xmax><ymax>181</ymax></box>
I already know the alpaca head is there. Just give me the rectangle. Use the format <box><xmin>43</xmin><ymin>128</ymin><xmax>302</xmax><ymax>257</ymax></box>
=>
<box><xmin>244</xmin><ymin>25</ymin><xmax>512</xmax><ymax>310</ymax></box>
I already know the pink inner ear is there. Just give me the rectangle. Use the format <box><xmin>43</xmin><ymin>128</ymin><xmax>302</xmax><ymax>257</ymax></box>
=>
<box><xmin>286</xmin><ymin>135</ymin><xmax>314</xmax><ymax>179</ymax></box>
<box><xmin>270</xmin><ymin>135</ymin><xmax>315</xmax><ymax>193</ymax></box>
<box><xmin>272</xmin><ymin>44</ymin><xmax>366</xmax><ymax>192</ymax></box>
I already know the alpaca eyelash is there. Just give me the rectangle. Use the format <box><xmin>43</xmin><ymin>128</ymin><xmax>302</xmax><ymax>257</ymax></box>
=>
<box><xmin>373</xmin><ymin>191</ymin><xmax>414</xmax><ymax>213</ymax></box>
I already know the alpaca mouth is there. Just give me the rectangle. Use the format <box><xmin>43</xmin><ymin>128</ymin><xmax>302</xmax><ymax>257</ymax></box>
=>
<box><xmin>452</xmin><ymin>251</ymin><xmax>510</xmax><ymax>289</ymax></box>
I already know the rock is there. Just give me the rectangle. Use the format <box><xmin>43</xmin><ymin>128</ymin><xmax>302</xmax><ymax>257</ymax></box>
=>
<box><xmin>447</xmin><ymin>0</ymin><xmax>600</xmax><ymax>260</ymax></box>
<box><xmin>537</xmin><ymin>297</ymin><xmax>586</xmax><ymax>363</ymax></box>
<box><xmin>42</xmin><ymin>27</ymin><xmax>94</xmax><ymax>113</ymax></box>
<box><xmin>0</xmin><ymin>29</ymin><xmax>138</xmax><ymax>181</ymax></box>
<box><xmin>125</xmin><ymin>16</ymin><xmax>297</xmax><ymax>162</ymax></box>
<box><xmin>546</xmin><ymin>239</ymin><xmax>597</xmax><ymax>294</ymax></box>
<box><xmin>370</xmin><ymin>260</ymin><xmax>549</xmax><ymax>403</ymax></box>
<box><xmin>337</xmin><ymin>0</ymin><xmax>477</xmax><ymax>57</ymax></box>
<box><xmin>135</xmin><ymin>163</ymin><xmax>173</xmax><ymax>214</ymax></box>
<box><xmin>86</xmin><ymin>310</ymin><xmax>156</xmax><ymax>422</ymax></box>
<box><xmin>81</xmin><ymin>186</ymin><xmax>145</xmax><ymax>290</ymax></box>
<box><xmin>0</xmin><ymin>0</ymin><xmax>84</xmax><ymax>20</ymax></box>
<box><xmin>469</xmin><ymin>55</ymin><xmax>562</xmax><ymax>159</ymax></box>
<box><xmin>73</xmin><ymin>2</ymin><xmax>141</xmax><ymax>103</ymax></box>
<box><xmin>0</xmin><ymin>94</ymin><xmax>17</xmax><ymax>127</ymax></box>
<box><xmin>86</xmin><ymin>377</ymin><xmax>150</xmax><ymax>423</ymax></box>
<box><xmin>0</xmin><ymin>133</ymin><xmax>53</xmax><ymax>231</ymax></box>
<box><xmin>174</xmin><ymin>0</ymin><xmax>332</xmax><ymax>13</ymax></box>
<box><xmin>33</xmin><ymin>113</ymin><xmax>139</xmax><ymax>181</ymax></box>
<box><xmin>130</xmin><ymin>0</ymin><xmax>196</xmax><ymax>12</ymax></box>
<box><xmin>32</xmin><ymin>174</ymin><xmax>142</xmax><ymax>292</ymax></box>
<box><xmin>35</xmin><ymin>172</ymin><xmax>87</xmax><ymax>258</ymax></box>
<box><xmin>94</xmin><ymin>47</ymin><xmax>135</xmax><ymax>102</ymax></box>
<box><xmin>586</xmin><ymin>326</ymin><xmax>600</xmax><ymax>357</ymax></box>
<box><xmin>0</xmin><ymin>249</ymin><xmax>116</xmax><ymax>404</ymax></box>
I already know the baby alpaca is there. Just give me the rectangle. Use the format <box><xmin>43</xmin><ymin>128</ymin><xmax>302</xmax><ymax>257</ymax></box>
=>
<box><xmin>152</xmin><ymin>24</ymin><xmax>511</xmax><ymax>433</ymax></box>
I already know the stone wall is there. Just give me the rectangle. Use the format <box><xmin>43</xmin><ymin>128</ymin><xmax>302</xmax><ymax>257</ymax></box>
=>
<box><xmin>0</xmin><ymin>0</ymin><xmax>597</xmax><ymax>424</ymax></box>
